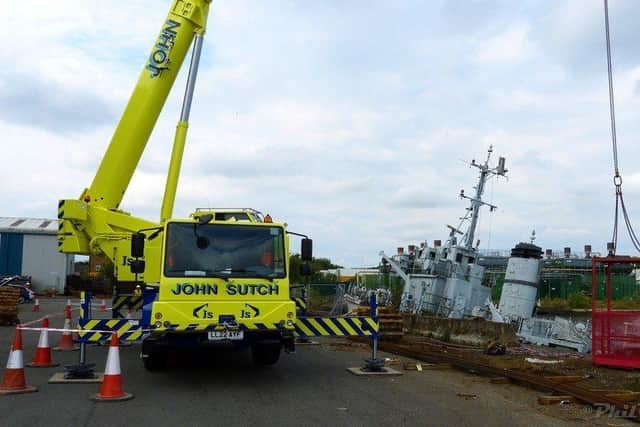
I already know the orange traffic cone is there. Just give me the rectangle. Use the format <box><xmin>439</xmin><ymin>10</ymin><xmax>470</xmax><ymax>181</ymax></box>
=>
<box><xmin>33</xmin><ymin>299</ymin><xmax>40</xmax><ymax>312</ymax></box>
<box><xmin>0</xmin><ymin>328</ymin><xmax>38</xmax><ymax>395</ymax></box>
<box><xmin>54</xmin><ymin>307</ymin><xmax>78</xmax><ymax>351</ymax></box>
<box><xmin>100</xmin><ymin>299</ymin><xmax>106</xmax><ymax>312</ymax></box>
<box><xmin>91</xmin><ymin>333</ymin><xmax>133</xmax><ymax>401</ymax></box>
<box><xmin>28</xmin><ymin>318</ymin><xmax>59</xmax><ymax>368</ymax></box>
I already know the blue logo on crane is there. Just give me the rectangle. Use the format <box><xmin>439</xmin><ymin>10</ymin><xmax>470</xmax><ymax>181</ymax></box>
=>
<box><xmin>146</xmin><ymin>19</ymin><xmax>181</xmax><ymax>78</ymax></box>
<box><xmin>192</xmin><ymin>303</ymin><xmax>214</xmax><ymax>319</ymax></box>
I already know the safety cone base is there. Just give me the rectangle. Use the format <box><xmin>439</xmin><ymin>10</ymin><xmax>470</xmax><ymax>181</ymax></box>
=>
<box><xmin>90</xmin><ymin>391</ymin><xmax>133</xmax><ymax>402</ymax></box>
<box><xmin>0</xmin><ymin>385</ymin><xmax>38</xmax><ymax>395</ymax></box>
<box><xmin>27</xmin><ymin>361</ymin><xmax>60</xmax><ymax>368</ymax></box>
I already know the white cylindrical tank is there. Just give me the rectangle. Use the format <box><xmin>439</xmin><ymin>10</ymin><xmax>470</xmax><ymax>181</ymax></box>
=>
<box><xmin>498</xmin><ymin>243</ymin><xmax>542</xmax><ymax>321</ymax></box>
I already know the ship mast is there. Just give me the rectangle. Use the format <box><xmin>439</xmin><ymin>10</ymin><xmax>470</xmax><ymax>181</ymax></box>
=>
<box><xmin>459</xmin><ymin>146</ymin><xmax>508</xmax><ymax>250</ymax></box>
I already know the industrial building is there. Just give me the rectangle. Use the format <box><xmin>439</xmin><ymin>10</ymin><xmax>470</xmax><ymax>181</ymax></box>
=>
<box><xmin>0</xmin><ymin>217</ymin><xmax>73</xmax><ymax>293</ymax></box>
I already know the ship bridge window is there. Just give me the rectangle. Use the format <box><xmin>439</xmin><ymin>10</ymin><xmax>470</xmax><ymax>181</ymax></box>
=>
<box><xmin>429</xmin><ymin>251</ymin><xmax>436</xmax><ymax>260</ymax></box>
<box><xmin>455</xmin><ymin>253</ymin><xmax>463</xmax><ymax>263</ymax></box>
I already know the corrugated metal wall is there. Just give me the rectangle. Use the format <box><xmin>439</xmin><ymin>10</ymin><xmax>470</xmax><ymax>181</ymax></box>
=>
<box><xmin>0</xmin><ymin>232</ymin><xmax>24</xmax><ymax>275</ymax></box>
<box><xmin>21</xmin><ymin>234</ymin><xmax>69</xmax><ymax>292</ymax></box>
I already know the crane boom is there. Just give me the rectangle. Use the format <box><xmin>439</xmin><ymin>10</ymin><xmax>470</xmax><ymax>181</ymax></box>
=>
<box><xmin>86</xmin><ymin>1</ymin><xmax>211</xmax><ymax>210</ymax></box>
<box><xmin>58</xmin><ymin>0</ymin><xmax>212</xmax><ymax>284</ymax></box>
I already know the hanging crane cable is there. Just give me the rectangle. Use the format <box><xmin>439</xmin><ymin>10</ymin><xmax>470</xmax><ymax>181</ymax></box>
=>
<box><xmin>604</xmin><ymin>0</ymin><xmax>640</xmax><ymax>255</ymax></box>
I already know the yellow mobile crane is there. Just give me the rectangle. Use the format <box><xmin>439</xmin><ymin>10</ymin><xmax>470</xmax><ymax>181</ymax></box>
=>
<box><xmin>59</xmin><ymin>0</ymin><xmax>378</xmax><ymax>373</ymax></box>
<box><xmin>57</xmin><ymin>0</ymin><xmax>314</xmax><ymax>369</ymax></box>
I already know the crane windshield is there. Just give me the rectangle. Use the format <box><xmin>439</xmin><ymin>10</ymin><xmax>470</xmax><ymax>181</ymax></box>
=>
<box><xmin>164</xmin><ymin>223</ymin><xmax>286</xmax><ymax>279</ymax></box>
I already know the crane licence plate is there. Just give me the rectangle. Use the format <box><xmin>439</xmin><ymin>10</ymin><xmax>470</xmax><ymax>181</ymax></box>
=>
<box><xmin>207</xmin><ymin>330</ymin><xmax>244</xmax><ymax>341</ymax></box>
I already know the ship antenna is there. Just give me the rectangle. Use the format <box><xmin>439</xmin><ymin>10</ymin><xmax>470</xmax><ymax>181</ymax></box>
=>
<box><xmin>459</xmin><ymin>147</ymin><xmax>507</xmax><ymax>250</ymax></box>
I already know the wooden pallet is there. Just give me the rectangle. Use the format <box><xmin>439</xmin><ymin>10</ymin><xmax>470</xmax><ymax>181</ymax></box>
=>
<box><xmin>355</xmin><ymin>306</ymin><xmax>404</xmax><ymax>340</ymax></box>
<box><xmin>0</xmin><ymin>288</ymin><xmax>20</xmax><ymax>326</ymax></box>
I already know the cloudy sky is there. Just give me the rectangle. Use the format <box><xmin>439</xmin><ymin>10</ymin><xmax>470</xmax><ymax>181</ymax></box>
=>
<box><xmin>2</xmin><ymin>0</ymin><xmax>640</xmax><ymax>267</ymax></box>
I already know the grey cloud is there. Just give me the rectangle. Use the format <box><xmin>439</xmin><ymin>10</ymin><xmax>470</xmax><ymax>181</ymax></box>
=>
<box><xmin>188</xmin><ymin>146</ymin><xmax>306</xmax><ymax>179</ymax></box>
<box><xmin>440</xmin><ymin>0</ymin><xmax>518</xmax><ymax>34</ymax></box>
<box><xmin>532</xmin><ymin>1</ymin><xmax>640</xmax><ymax>77</ymax></box>
<box><xmin>389</xmin><ymin>186</ymin><xmax>453</xmax><ymax>209</ymax></box>
<box><xmin>0</xmin><ymin>72</ymin><xmax>116</xmax><ymax>133</ymax></box>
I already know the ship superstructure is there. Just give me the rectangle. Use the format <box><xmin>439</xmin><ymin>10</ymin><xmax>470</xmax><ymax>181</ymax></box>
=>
<box><xmin>381</xmin><ymin>147</ymin><xmax>507</xmax><ymax>318</ymax></box>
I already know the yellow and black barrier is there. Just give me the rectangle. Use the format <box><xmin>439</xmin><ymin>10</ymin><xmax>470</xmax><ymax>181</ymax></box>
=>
<box><xmin>294</xmin><ymin>316</ymin><xmax>378</xmax><ymax>337</ymax></box>
<box><xmin>79</xmin><ymin>292</ymin><xmax>378</xmax><ymax>341</ymax></box>
<box><xmin>78</xmin><ymin>319</ymin><xmax>148</xmax><ymax>342</ymax></box>
<box><xmin>77</xmin><ymin>317</ymin><xmax>378</xmax><ymax>341</ymax></box>
<box><xmin>112</xmin><ymin>295</ymin><xmax>144</xmax><ymax>318</ymax></box>
<box><xmin>78</xmin><ymin>319</ymin><xmax>293</xmax><ymax>342</ymax></box>
<box><xmin>292</xmin><ymin>297</ymin><xmax>307</xmax><ymax>313</ymax></box>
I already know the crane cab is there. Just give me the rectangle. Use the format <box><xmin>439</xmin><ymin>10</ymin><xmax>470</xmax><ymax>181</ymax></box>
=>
<box><xmin>132</xmin><ymin>209</ymin><xmax>312</xmax><ymax>370</ymax></box>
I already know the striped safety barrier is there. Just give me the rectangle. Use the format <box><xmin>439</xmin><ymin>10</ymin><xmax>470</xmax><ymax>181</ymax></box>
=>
<box><xmin>291</xmin><ymin>297</ymin><xmax>307</xmax><ymax>312</ymax></box>
<box><xmin>77</xmin><ymin>292</ymin><xmax>378</xmax><ymax>341</ymax></box>
<box><xmin>112</xmin><ymin>295</ymin><xmax>144</xmax><ymax>318</ymax></box>
<box><xmin>78</xmin><ymin>319</ymin><xmax>149</xmax><ymax>342</ymax></box>
<box><xmin>294</xmin><ymin>316</ymin><xmax>378</xmax><ymax>337</ymax></box>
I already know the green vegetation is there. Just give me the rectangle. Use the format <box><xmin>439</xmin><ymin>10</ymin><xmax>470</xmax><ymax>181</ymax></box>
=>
<box><xmin>540</xmin><ymin>293</ymin><xmax>640</xmax><ymax>311</ymax></box>
<box><xmin>307</xmin><ymin>290</ymin><xmax>336</xmax><ymax>311</ymax></box>
<box><xmin>288</xmin><ymin>254</ymin><xmax>342</xmax><ymax>284</ymax></box>
<box><xmin>606</xmin><ymin>295</ymin><xmax>640</xmax><ymax>309</ymax></box>
<box><xmin>567</xmin><ymin>292</ymin><xmax>591</xmax><ymax>309</ymax></box>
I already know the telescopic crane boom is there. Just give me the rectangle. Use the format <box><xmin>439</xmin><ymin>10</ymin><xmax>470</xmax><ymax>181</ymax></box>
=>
<box><xmin>58</xmin><ymin>0</ymin><xmax>212</xmax><ymax>283</ymax></box>
<box><xmin>88</xmin><ymin>2</ymin><xmax>209</xmax><ymax>211</ymax></box>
